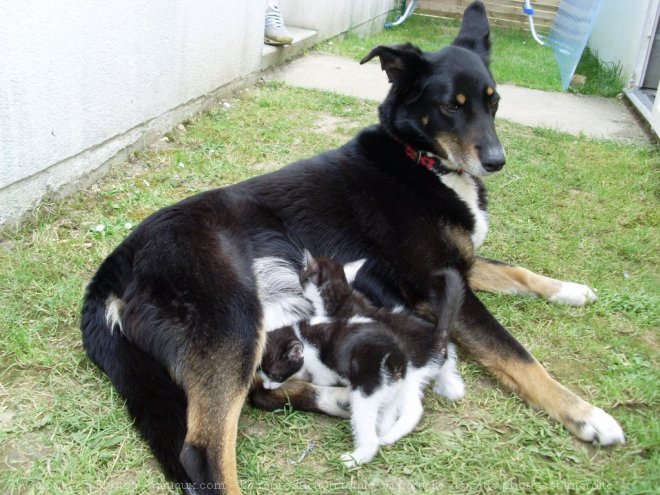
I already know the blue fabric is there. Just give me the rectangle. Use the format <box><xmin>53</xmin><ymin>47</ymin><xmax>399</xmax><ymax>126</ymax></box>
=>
<box><xmin>547</xmin><ymin>0</ymin><xmax>604</xmax><ymax>89</ymax></box>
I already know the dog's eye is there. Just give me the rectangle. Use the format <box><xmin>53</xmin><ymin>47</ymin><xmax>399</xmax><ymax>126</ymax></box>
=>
<box><xmin>489</xmin><ymin>99</ymin><xmax>499</xmax><ymax>112</ymax></box>
<box><xmin>439</xmin><ymin>103</ymin><xmax>459</xmax><ymax>116</ymax></box>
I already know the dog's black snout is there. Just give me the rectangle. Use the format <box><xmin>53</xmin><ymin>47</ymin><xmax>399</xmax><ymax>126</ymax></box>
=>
<box><xmin>478</xmin><ymin>145</ymin><xmax>506</xmax><ymax>172</ymax></box>
<box><xmin>483</xmin><ymin>158</ymin><xmax>505</xmax><ymax>172</ymax></box>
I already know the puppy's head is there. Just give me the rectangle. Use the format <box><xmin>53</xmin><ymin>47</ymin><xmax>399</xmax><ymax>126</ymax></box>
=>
<box><xmin>300</xmin><ymin>250</ymin><xmax>356</xmax><ymax>317</ymax></box>
<box><xmin>299</xmin><ymin>250</ymin><xmax>349</xmax><ymax>291</ymax></box>
<box><xmin>259</xmin><ymin>326</ymin><xmax>304</xmax><ymax>389</ymax></box>
<box><xmin>361</xmin><ymin>1</ymin><xmax>505</xmax><ymax>176</ymax></box>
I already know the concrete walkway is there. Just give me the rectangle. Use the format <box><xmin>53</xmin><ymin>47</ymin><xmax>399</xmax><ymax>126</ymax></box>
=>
<box><xmin>272</xmin><ymin>53</ymin><xmax>649</xmax><ymax>142</ymax></box>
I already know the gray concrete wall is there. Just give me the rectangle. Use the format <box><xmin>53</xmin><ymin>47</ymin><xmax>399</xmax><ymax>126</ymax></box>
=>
<box><xmin>0</xmin><ymin>0</ymin><xmax>395</xmax><ymax>228</ymax></box>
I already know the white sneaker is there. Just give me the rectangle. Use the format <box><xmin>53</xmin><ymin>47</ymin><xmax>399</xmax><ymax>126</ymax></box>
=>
<box><xmin>265</xmin><ymin>4</ymin><xmax>293</xmax><ymax>45</ymax></box>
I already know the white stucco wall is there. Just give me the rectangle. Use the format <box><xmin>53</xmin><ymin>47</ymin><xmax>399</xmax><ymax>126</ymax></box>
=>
<box><xmin>0</xmin><ymin>0</ymin><xmax>395</xmax><ymax>228</ymax></box>
<box><xmin>280</xmin><ymin>0</ymin><xmax>395</xmax><ymax>40</ymax></box>
<box><xmin>588</xmin><ymin>0</ymin><xmax>656</xmax><ymax>85</ymax></box>
<box><xmin>0</xmin><ymin>0</ymin><xmax>263</xmax><ymax>189</ymax></box>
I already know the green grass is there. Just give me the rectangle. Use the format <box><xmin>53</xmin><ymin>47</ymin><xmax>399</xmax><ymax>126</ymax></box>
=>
<box><xmin>317</xmin><ymin>15</ymin><xmax>624</xmax><ymax>97</ymax></box>
<box><xmin>1</xmin><ymin>83</ymin><xmax>658</xmax><ymax>494</ymax></box>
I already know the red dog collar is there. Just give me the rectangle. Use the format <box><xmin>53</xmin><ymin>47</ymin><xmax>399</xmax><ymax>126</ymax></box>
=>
<box><xmin>391</xmin><ymin>134</ymin><xmax>464</xmax><ymax>176</ymax></box>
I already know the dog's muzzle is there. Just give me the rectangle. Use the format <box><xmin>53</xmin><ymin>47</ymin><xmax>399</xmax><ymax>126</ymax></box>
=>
<box><xmin>479</xmin><ymin>144</ymin><xmax>506</xmax><ymax>172</ymax></box>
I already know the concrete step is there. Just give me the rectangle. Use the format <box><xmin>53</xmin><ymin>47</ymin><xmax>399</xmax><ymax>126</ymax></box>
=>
<box><xmin>261</xmin><ymin>26</ymin><xmax>318</xmax><ymax>70</ymax></box>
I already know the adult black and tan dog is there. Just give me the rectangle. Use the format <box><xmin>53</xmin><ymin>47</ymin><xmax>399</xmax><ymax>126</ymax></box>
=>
<box><xmin>81</xmin><ymin>2</ymin><xmax>624</xmax><ymax>493</ymax></box>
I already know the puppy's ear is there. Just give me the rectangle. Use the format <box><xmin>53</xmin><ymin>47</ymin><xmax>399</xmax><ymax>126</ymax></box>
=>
<box><xmin>343</xmin><ymin>258</ymin><xmax>366</xmax><ymax>285</ymax></box>
<box><xmin>303</xmin><ymin>249</ymin><xmax>316</xmax><ymax>270</ymax></box>
<box><xmin>360</xmin><ymin>43</ymin><xmax>428</xmax><ymax>99</ymax></box>
<box><xmin>286</xmin><ymin>340</ymin><xmax>304</xmax><ymax>362</ymax></box>
<box><xmin>452</xmin><ymin>1</ymin><xmax>491</xmax><ymax>66</ymax></box>
<box><xmin>301</xmin><ymin>249</ymin><xmax>321</xmax><ymax>286</ymax></box>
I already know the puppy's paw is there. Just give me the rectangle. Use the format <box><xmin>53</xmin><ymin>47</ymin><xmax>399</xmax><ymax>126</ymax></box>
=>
<box><xmin>379</xmin><ymin>431</ymin><xmax>401</xmax><ymax>446</ymax></box>
<box><xmin>549</xmin><ymin>282</ymin><xmax>597</xmax><ymax>306</ymax></box>
<box><xmin>340</xmin><ymin>449</ymin><xmax>375</xmax><ymax>468</ymax></box>
<box><xmin>574</xmin><ymin>407</ymin><xmax>625</xmax><ymax>445</ymax></box>
<box><xmin>433</xmin><ymin>373</ymin><xmax>465</xmax><ymax>401</ymax></box>
<box><xmin>378</xmin><ymin>408</ymin><xmax>399</xmax><ymax>438</ymax></box>
<box><xmin>340</xmin><ymin>453</ymin><xmax>359</xmax><ymax>468</ymax></box>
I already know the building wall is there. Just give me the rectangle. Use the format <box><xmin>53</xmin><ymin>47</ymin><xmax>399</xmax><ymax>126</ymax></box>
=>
<box><xmin>0</xmin><ymin>0</ymin><xmax>395</xmax><ymax>228</ymax></box>
<box><xmin>587</xmin><ymin>0</ymin><xmax>656</xmax><ymax>85</ymax></box>
<box><xmin>280</xmin><ymin>0</ymin><xmax>396</xmax><ymax>39</ymax></box>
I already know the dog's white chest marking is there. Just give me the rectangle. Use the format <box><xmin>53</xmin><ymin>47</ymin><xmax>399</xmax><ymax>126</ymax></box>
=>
<box><xmin>252</xmin><ymin>257</ymin><xmax>313</xmax><ymax>332</ymax></box>
<box><xmin>440</xmin><ymin>173</ymin><xmax>489</xmax><ymax>249</ymax></box>
<box><xmin>252</xmin><ymin>255</ymin><xmax>368</xmax><ymax>332</ymax></box>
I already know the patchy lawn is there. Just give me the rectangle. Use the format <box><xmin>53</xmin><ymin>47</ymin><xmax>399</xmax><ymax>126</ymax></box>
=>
<box><xmin>1</xmin><ymin>83</ymin><xmax>657</xmax><ymax>494</ymax></box>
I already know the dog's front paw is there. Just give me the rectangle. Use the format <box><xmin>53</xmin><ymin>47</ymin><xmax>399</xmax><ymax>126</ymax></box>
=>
<box><xmin>317</xmin><ymin>386</ymin><xmax>351</xmax><ymax>418</ymax></box>
<box><xmin>574</xmin><ymin>407</ymin><xmax>625</xmax><ymax>445</ymax></box>
<box><xmin>548</xmin><ymin>282</ymin><xmax>597</xmax><ymax>306</ymax></box>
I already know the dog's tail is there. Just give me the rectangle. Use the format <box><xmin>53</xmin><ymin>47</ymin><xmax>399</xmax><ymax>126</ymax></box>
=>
<box><xmin>430</xmin><ymin>268</ymin><xmax>465</xmax><ymax>352</ymax></box>
<box><xmin>81</xmin><ymin>244</ymin><xmax>190</xmax><ymax>485</ymax></box>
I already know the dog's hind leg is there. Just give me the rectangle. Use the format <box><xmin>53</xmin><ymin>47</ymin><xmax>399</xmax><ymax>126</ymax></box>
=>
<box><xmin>468</xmin><ymin>256</ymin><xmax>597</xmax><ymax>306</ymax></box>
<box><xmin>124</xmin><ymin>234</ymin><xmax>266</xmax><ymax>493</ymax></box>
<box><xmin>180</xmin><ymin>372</ymin><xmax>250</xmax><ymax>494</ymax></box>
<box><xmin>249</xmin><ymin>377</ymin><xmax>351</xmax><ymax>418</ymax></box>
<box><xmin>175</xmin><ymin>313</ymin><xmax>266</xmax><ymax>495</ymax></box>
<box><xmin>452</xmin><ymin>289</ymin><xmax>624</xmax><ymax>445</ymax></box>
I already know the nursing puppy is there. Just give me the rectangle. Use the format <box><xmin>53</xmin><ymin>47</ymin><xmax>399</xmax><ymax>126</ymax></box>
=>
<box><xmin>259</xmin><ymin>254</ymin><xmax>464</xmax><ymax>467</ymax></box>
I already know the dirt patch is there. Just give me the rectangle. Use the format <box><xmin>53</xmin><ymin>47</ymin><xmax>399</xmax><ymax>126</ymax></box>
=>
<box><xmin>1</xmin><ymin>432</ymin><xmax>56</xmax><ymax>472</ymax></box>
<box><xmin>241</xmin><ymin>420</ymin><xmax>270</xmax><ymax>439</ymax></box>
<box><xmin>0</xmin><ymin>239</ymin><xmax>16</xmax><ymax>252</ymax></box>
<box><xmin>0</xmin><ymin>408</ymin><xmax>16</xmax><ymax>429</ymax></box>
<box><xmin>423</xmin><ymin>409</ymin><xmax>462</xmax><ymax>435</ymax></box>
<box><xmin>104</xmin><ymin>470</ymin><xmax>140</xmax><ymax>493</ymax></box>
<box><xmin>312</xmin><ymin>113</ymin><xmax>359</xmax><ymax>137</ymax></box>
<box><xmin>638</xmin><ymin>331</ymin><xmax>660</xmax><ymax>357</ymax></box>
<box><xmin>250</xmin><ymin>162</ymin><xmax>284</xmax><ymax>172</ymax></box>
<box><xmin>147</xmin><ymin>136</ymin><xmax>174</xmax><ymax>153</ymax></box>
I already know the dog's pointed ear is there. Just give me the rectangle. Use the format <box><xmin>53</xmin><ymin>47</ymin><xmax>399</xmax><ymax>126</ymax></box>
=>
<box><xmin>452</xmin><ymin>1</ymin><xmax>491</xmax><ymax>66</ymax></box>
<box><xmin>360</xmin><ymin>43</ymin><xmax>428</xmax><ymax>96</ymax></box>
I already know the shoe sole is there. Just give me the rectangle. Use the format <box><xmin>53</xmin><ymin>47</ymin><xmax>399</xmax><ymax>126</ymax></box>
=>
<box><xmin>264</xmin><ymin>37</ymin><xmax>293</xmax><ymax>46</ymax></box>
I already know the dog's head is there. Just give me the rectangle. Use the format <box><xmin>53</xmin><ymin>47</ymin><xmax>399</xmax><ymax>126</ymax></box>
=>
<box><xmin>361</xmin><ymin>1</ymin><xmax>505</xmax><ymax>176</ymax></box>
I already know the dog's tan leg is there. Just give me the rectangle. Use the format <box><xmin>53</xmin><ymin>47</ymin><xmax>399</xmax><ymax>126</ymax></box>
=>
<box><xmin>179</xmin><ymin>326</ymin><xmax>266</xmax><ymax>495</ymax></box>
<box><xmin>483</xmin><ymin>355</ymin><xmax>624</xmax><ymax>444</ymax></box>
<box><xmin>250</xmin><ymin>377</ymin><xmax>351</xmax><ymax>418</ymax></box>
<box><xmin>468</xmin><ymin>256</ymin><xmax>597</xmax><ymax>306</ymax></box>
<box><xmin>453</xmin><ymin>289</ymin><xmax>624</xmax><ymax>444</ymax></box>
<box><xmin>182</xmin><ymin>382</ymin><xmax>246</xmax><ymax>494</ymax></box>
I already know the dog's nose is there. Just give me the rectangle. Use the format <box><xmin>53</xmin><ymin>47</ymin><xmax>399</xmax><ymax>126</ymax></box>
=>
<box><xmin>479</xmin><ymin>146</ymin><xmax>506</xmax><ymax>172</ymax></box>
<box><xmin>483</xmin><ymin>158</ymin><xmax>505</xmax><ymax>172</ymax></box>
